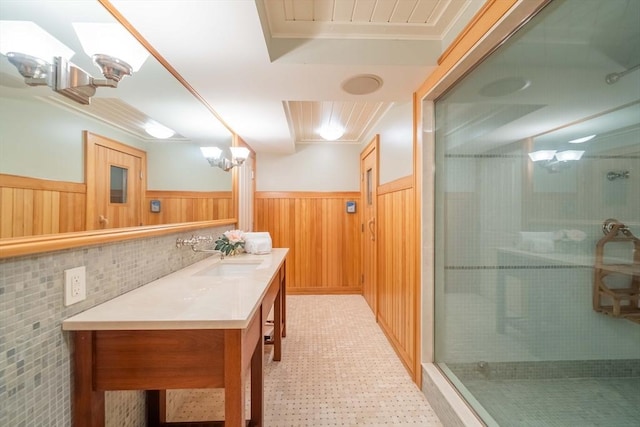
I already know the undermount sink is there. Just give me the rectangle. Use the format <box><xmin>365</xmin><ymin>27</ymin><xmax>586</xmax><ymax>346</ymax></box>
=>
<box><xmin>194</xmin><ymin>260</ymin><xmax>263</xmax><ymax>277</ymax></box>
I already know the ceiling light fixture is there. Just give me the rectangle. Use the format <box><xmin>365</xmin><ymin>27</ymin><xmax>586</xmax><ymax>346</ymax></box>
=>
<box><xmin>568</xmin><ymin>134</ymin><xmax>596</xmax><ymax>144</ymax></box>
<box><xmin>318</xmin><ymin>102</ymin><xmax>345</xmax><ymax>141</ymax></box>
<box><xmin>319</xmin><ymin>124</ymin><xmax>345</xmax><ymax>141</ymax></box>
<box><xmin>479</xmin><ymin>77</ymin><xmax>530</xmax><ymax>97</ymax></box>
<box><xmin>200</xmin><ymin>146</ymin><xmax>250</xmax><ymax>171</ymax></box>
<box><xmin>554</xmin><ymin>150</ymin><xmax>584</xmax><ymax>162</ymax></box>
<box><xmin>145</xmin><ymin>122</ymin><xmax>175</xmax><ymax>139</ymax></box>
<box><xmin>529</xmin><ymin>149</ymin><xmax>584</xmax><ymax>173</ymax></box>
<box><xmin>528</xmin><ymin>150</ymin><xmax>556</xmax><ymax>162</ymax></box>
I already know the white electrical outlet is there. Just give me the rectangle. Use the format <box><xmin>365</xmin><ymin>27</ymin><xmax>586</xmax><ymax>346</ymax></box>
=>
<box><xmin>64</xmin><ymin>266</ymin><xmax>86</xmax><ymax>306</ymax></box>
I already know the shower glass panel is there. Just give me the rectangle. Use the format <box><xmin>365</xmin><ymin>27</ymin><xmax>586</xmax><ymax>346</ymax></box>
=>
<box><xmin>432</xmin><ymin>0</ymin><xmax>640</xmax><ymax>425</ymax></box>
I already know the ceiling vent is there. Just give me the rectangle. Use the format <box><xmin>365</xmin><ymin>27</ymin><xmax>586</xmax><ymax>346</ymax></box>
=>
<box><xmin>341</xmin><ymin>74</ymin><xmax>383</xmax><ymax>95</ymax></box>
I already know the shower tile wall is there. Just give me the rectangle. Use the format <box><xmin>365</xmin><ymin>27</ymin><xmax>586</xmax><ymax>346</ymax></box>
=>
<box><xmin>0</xmin><ymin>225</ymin><xmax>229</xmax><ymax>427</ymax></box>
<box><xmin>437</xmin><ymin>148</ymin><xmax>640</xmax><ymax>364</ymax></box>
<box><xmin>447</xmin><ymin>359</ymin><xmax>640</xmax><ymax>381</ymax></box>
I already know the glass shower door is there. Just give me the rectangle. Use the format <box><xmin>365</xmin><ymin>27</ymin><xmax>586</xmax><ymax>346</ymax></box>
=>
<box><xmin>430</xmin><ymin>0</ymin><xmax>640</xmax><ymax>425</ymax></box>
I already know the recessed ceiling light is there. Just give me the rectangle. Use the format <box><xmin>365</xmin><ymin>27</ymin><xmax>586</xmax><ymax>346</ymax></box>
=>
<box><xmin>341</xmin><ymin>74</ymin><xmax>383</xmax><ymax>95</ymax></box>
<box><xmin>568</xmin><ymin>134</ymin><xmax>596</xmax><ymax>143</ymax></box>
<box><xmin>479</xmin><ymin>77</ymin><xmax>530</xmax><ymax>97</ymax></box>
<box><xmin>145</xmin><ymin>122</ymin><xmax>175</xmax><ymax>139</ymax></box>
<box><xmin>319</xmin><ymin>125</ymin><xmax>344</xmax><ymax>141</ymax></box>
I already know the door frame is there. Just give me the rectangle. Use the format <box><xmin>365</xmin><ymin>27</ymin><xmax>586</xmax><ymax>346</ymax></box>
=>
<box><xmin>360</xmin><ymin>135</ymin><xmax>379</xmax><ymax>316</ymax></box>
<box><xmin>85</xmin><ymin>131</ymin><xmax>147</xmax><ymax>230</ymax></box>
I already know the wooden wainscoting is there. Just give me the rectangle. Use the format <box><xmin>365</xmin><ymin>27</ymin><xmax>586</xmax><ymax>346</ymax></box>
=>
<box><xmin>376</xmin><ymin>177</ymin><xmax>419</xmax><ymax>380</ymax></box>
<box><xmin>255</xmin><ymin>192</ymin><xmax>361</xmax><ymax>294</ymax></box>
<box><xmin>144</xmin><ymin>190</ymin><xmax>233</xmax><ymax>225</ymax></box>
<box><xmin>0</xmin><ymin>174</ymin><xmax>86</xmax><ymax>238</ymax></box>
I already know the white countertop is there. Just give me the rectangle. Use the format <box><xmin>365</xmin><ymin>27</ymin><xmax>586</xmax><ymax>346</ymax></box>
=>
<box><xmin>62</xmin><ymin>248</ymin><xmax>288</xmax><ymax>331</ymax></box>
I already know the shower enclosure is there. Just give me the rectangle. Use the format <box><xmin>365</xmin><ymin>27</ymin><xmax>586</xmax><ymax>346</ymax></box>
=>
<box><xmin>426</xmin><ymin>0</ymin><xmax>640</xmax><ymax>425</ymax></box>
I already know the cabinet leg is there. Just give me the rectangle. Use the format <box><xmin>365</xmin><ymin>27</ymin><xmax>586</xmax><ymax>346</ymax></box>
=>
<box><xmin>273</xmin><ymin>290</ymin><xmax>282</xmax><ymax>361</ymax></box>
<box><xmin>72</xmin><ymin>331</ymin><xmax>105</xmax><ymax>427</ymax></box>
<box><xmin>251</xmin><ymin>330</ymin><xmax>264</xmax><ymax>426</ymax></box>
<box><xmin>146</xmin><ymin>390</ymin><xmax>168</xmax><ymax>427</ymax></box>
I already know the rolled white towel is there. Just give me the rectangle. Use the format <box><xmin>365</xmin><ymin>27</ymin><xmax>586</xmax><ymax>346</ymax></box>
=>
<box><xmin>518</xmin><ymin>232</ymin><xmax>555</xmax><ymax>253</ymax></box>
<box><xmin>554</xmin><ymin>229</ymin><xmax>587</xmax><ymax>242</ymax></box>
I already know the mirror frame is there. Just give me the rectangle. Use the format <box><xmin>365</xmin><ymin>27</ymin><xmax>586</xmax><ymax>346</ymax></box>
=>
<box><xmin>0</xmin><ymin>0</ymin><xmax>240</xmax><ymax>259</ymax></box>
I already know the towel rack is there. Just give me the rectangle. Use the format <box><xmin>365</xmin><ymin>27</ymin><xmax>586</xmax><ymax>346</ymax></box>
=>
<box><xmin>593</xmin><ymin>219</ymin><xmax>640</xmax><ymax>324</ymax></box>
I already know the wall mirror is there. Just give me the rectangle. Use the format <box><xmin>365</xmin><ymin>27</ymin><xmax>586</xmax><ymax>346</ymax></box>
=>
<box><xmin>0</xmin><ymin>0</ymin><xmax>237</xmax><ymax>251</ymax></box>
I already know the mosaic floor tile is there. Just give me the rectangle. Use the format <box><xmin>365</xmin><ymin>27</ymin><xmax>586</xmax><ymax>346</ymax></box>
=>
<box><xmin>169</xmin><ymin>295</ymin><xmax>441</xmax><ymax>426</ymax></box>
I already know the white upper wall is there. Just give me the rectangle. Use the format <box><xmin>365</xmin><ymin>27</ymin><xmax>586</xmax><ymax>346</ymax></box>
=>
<box><xmin>256</xmin><ymin>101</ymin><xmax>415</xmax><ymax>191</ymax></box>
<box><xmin>0</xmin><ymin>98</ymin><xmax>144</xmax><ymax>183</ymax></box>
<box><xmin>146</xmin><ymin>143</ymin><xmax>232</xmax><ymax>191</ymax></box>
<box><xmin>374</xmin><ymin>101</ymin><xmax>414</xmax><ymax>185</ymax></box>
<box><xmin>256</xmin><ymin>143</ymin><xmax>362</xmax><ymax>192</ymax></box>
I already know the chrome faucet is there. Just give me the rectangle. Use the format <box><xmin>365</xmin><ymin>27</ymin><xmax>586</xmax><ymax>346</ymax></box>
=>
<box><xmin>176</xmin><ymin>235</ymin><xmax>225</xmax><ymax>259</ymax></box>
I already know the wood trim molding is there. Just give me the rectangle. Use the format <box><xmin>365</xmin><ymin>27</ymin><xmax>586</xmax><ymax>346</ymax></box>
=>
<box><xmin>360</xmin><ymin>135</ymin><xmax>378</xmax><ymax>159</ymax></box>
<box><xmin>360</xmin><ymin>135</ymin><xmax>379</xmax><ymax>316</ymax></box>
<box><xmin>256</xmin><ymin>191</ymin><xmax>359</xmax><ymax>199</ymax></box>
<box><xmin>0</xmin><ymin>174</ymin><xmax>86</xmax><ymax>193</ymax></box>
<box><xmin>97</xmin><ymin>0</ymin><xmax>236</xmax><ymax>137</ymax></box>
<box><xmin>146</xmin><ymin>190</ymin><xmax>231</xmax><ymax>198</ymax></box>
<box><xmin>412</xmin><ymin>92</ymin><xmax>423</xmax><ymax>387</ymax></box>
<box><xmin>416</xmin><ymin>0</ymin><xmax>550</xmax><ymax>101</ymax></box>
<box><xmin>0</xmin><ymin>219</ymin><xmax>236</xmax><ymax>259</ymax></box>
<box><xmin>287</xmin><ymin>287</ymin><xmax>362</xmax><ymax>295</ymax></box>
<box><xmin>437</xmin><ymin>0</ymin><xmax>503</xmax><ymax>65</ymax></box>
<box><xmin>417</xmin><ymin>0</ymin><xmax>517</xmax><ymax>98</ymax></box>
<box><xmin>378</xmin><ymin>176</ymin><xmax>413</xmax><ymax>196</ymax></box>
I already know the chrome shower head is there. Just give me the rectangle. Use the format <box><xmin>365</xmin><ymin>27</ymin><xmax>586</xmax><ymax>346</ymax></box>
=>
<box><xmin>605</xmin><ymin>63</ymin><xmax>640</xmax><ymax>84</ymax></box>
<box><xmin>605</xmin><ymin>72</ymin><xmax>621</xmax><ymax>84</ymax></box>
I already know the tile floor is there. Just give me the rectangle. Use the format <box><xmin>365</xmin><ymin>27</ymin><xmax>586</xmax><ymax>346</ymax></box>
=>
<box><xmin>169</xmin><ymin>294</ymin><xmax>442</xmax><ymax>426</ymax></box>
<box><xmin>463</xmin><ymin>377</ymin><xmax>640</xmax><ymax>427</ymax></box>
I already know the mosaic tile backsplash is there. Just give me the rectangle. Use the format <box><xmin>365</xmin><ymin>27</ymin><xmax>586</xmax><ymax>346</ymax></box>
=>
<box><xmin>0</xmin><ymin>225</ymin><xmax>230</xmax><ymax>427</ymax></box>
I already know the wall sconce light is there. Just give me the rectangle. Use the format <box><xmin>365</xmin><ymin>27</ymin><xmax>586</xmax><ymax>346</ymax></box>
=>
<box><xmin>72</xmin><ymin>23</ymin><xmax>149</xmax><ymax>79</ymax></box>
<box><xmin>528</xmin><ymin>150</ymin><xmax>556</xmax><ymax>162</ymax></box>
<box><xmin>529</xmin><ymin>149</ymin><xmax>584</xmax><ymax>173</ymax></box>
<box><xmin>1</xmin><ymin>20</ymin><xmax>74</xmax><ymax>85</ymax></box>
<box><xmin>554</xmin><ymin>150</ymin><xmax>584</xmax><ymax>162</ymax></box>
<box><xmin>200</xmin><ymin>146</ymin><xmax>250</xmax><ymax>171</ymax></box>
<box><xmin>0</xmin><ymin>20</ymin><xmax>148</xmax><ymax>105</ymax></box>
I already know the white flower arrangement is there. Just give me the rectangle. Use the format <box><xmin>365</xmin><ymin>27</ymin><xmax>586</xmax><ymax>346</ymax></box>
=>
<box><xmin>214</xmin><ymin>229</ymin><xmax>245</xmax><ymax>256</ymax></box>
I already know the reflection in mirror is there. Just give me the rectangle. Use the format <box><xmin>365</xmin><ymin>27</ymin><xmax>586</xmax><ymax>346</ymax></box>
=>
<box><xmin>0</xmin><ymin>0</ymin><xmax>235</xmax><ymax>239</ymax></box>
<box><xmin>526</xmin><ymin>100</ymin><xmax>640</xmax><ymax>198</ymax></box>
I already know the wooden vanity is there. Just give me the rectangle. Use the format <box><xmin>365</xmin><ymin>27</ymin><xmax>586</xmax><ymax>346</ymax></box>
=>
<box><xmin>63</xmin><ymin>248</ymin><xmax>288</xmax><ymax>427</ymax></box>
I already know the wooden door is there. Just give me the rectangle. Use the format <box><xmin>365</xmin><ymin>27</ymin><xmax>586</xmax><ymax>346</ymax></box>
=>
<box><xmin>85</xmin><ymin>132</ymin><xmax>146</xmax><ymax>230</ymax></box>
<box><xmin>361</xmin><ymin>137</ymin><xmax>378</xmax><ymax>314</ymax></box>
